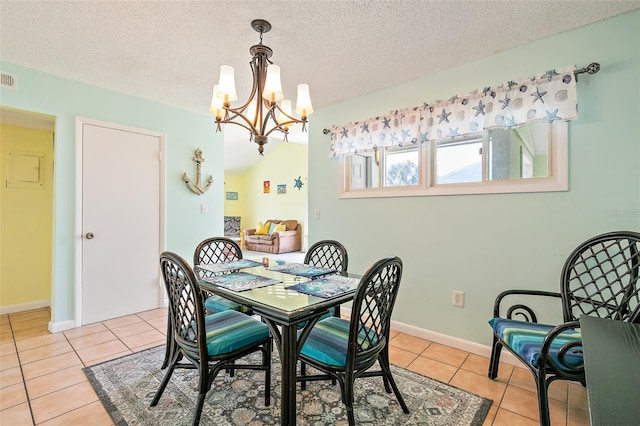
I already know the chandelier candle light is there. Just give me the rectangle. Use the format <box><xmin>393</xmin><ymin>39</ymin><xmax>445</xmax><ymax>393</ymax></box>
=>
<box><xmin>210</xmin><ymin>19</ymin><xmax>313</xmax><ymax>155</ymax></box>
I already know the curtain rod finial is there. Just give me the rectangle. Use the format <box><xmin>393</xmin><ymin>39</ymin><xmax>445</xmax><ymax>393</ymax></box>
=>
<box><xmin>574</xmin><ymin>62</ymin><xmax>600</xmax><ymax>81</ymax></box>
<box><xmin>584</xmin><ymin>62</ymin><xmax>600</xmax><ymax>74</ymax></box>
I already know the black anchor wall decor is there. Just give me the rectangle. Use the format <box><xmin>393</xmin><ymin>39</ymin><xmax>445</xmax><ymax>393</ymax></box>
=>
<box><xmin>182</xmin><ymin>148</ymin><xmax>213</xmax><ymax>195</ymax></box>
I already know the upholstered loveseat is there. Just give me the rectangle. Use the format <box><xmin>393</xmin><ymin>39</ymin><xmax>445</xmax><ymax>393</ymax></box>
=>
<box><xmin>243</xmin><ymin>219</ymin><xmax>301</xmax><ymax>254</ymax></box>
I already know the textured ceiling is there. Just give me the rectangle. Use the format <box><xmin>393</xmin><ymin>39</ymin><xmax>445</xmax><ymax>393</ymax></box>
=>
<box><xmin>1</xmin><ymin>1</ymin><xmax>639</xmax><ymax>173</ymax></box>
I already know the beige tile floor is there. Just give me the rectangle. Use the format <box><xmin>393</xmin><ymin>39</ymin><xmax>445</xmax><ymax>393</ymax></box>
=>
<box><xmin>1</xmin><ymin>307</ymin><xmax>590</xmax><ymax>425</ymax></box>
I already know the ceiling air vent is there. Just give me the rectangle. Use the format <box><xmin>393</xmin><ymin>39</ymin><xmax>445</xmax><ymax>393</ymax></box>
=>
<box><xmin>1</xmin><ymin>72</ymin><xmax>17</xmax><ymax>89</ymax></box>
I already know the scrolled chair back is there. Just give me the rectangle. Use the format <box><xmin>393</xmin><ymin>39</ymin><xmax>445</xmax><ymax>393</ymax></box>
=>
<box><xmin>561</xmin><ymin>231</ymin><xmax>640</xmax><ymax>323</ymax></box>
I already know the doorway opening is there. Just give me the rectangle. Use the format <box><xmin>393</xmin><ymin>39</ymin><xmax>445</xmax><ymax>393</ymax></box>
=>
<box><xmin>0</xmin><ymin>107</ymin><xmax>56</xmax><ymax>318</ymax></box>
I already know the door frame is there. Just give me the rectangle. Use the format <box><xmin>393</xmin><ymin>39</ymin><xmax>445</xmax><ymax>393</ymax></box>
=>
<box><xmin>74</xmin><ymin>117</ymin><xmax>166</xmax><ymax>327</ymax></box>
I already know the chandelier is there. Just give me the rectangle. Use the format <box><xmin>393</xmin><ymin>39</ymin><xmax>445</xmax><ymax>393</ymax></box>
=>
<box><xmin>210</xmin><ymin>19</ymin><xmax>313</xmax><ymax>155</ymax></box>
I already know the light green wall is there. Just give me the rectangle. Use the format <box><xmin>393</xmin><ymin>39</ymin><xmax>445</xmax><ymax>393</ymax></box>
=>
<box><xmin>308</xmin><ymin>10</ymin><xmax>640</xmax><ymax>346</ymax></box>
<box><xmin>0</xmin><ymin>62</ymin><xmax>225</xmax><ymax>327</ymax></box>
<box><xmin>242</xmin><ymin>141</ymin><xmax>308</xmax><ymax>247</ymax></box>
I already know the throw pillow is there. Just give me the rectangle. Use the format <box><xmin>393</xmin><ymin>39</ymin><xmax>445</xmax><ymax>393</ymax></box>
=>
<box><xmin>272</xmin><ymin>223</ymin><xmax>286</xmax><ymax>233</ymax></box>
<box><xmin>255</xmin><ymin>221</ymin><xmax>271</xmax><ymax>235</ymax></box>
<box><xmin>268</xmin><ymin>222</ymin><xmax>278</xmax><ymax>235</ymax></box>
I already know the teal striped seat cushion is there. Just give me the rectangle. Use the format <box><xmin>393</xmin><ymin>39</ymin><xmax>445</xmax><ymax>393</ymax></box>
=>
<box><xmin>297</xmin><ymin>307</ymin><xmax>336</xmax><ymax>329</ymax></box>
<box><xmin>204</xmin><ymin>310</ymin><xmax>269</xmax><ymax>356</ymax></box>
<box><xmin>300</xmin><ymin>317</ymin><xmax>377</xmax><ymax>367</ymax></box>
<box><xmin>204</xmin><ymin>295</ymin><xmax>252</xmax><ymax>314</ymax></box>
<box><xmin>489</xmin><ymin>318</ymin><xmax>583</xmax><ymax>370</ymax></box>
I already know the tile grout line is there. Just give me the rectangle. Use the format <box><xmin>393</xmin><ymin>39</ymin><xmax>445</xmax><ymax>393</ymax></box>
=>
<box><xmin>14</xmin><ymin>312</ymin><xmax>104</xmax><ymax>425</ymax></box>
<box><xmin>492</xmin><ymin>366</ymin><xmax>513</xmax><ymax>425</ymax></box>
<box><xmin>13</xmin><ymin>313</ymin><xmax>147</xmax><ymax>424</ymax></box>
<box><xmin>8</xmin><ymin>314</ymin><xmax>40</xmax><ymax>426</ymax></box>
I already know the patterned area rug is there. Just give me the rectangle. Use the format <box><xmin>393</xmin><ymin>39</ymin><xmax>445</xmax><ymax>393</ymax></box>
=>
<box><xmin>84</xmin><ymin>345</ymin><xmax>492</xmax><ymax>425</ymax></box>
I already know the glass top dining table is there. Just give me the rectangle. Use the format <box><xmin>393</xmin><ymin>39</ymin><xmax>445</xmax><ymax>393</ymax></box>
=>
<box><xmin>198</xmin><ymin>258</ymin><xmax>360</xmax><ymax>426</ymax></box>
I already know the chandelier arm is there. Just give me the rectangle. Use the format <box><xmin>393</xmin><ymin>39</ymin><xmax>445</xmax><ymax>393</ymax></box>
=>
<box><xmin>220</xmin><ymin>53</ymin><xmax>270</xmax><ymax>137</ymax></box>
<box><xmin>255</xmin><ymin>56</ymin><xmax>270</xmax><ymax>135</ymax></box>
<box><xmin>218</xmin><ymin>110</ymin><xmax>260</xmax><ymax>135</ymax></box>
<box><xmin>258</xmin><ymin>103</ymin><xmax>278</xmax><ymax>135</ymax></box>
<box><xmin>272</xmin><ymin>104</ymin><xmax>307</xmax><ymax>127</ymax></box>
<box><xmin>223</xmin><ymin>58</ymin><xmax>261</xmax><ymax>115</ymax></box>
<box><xmin>264</xmin><ymin>126</ymin><xmax>289</xmax><ymax>142</ymax></box>
<box><xmin>223</xmin><ymin>98</ymin><xmax>258</xmax><ymax>118</ymax></box>
<box><xmin>256</xmin><ymin>101</ymin><xmax>268</xmax><ymax>135</ymax></box>
<box><xmin>274</xmin><ymin>120</ymin><xmax>305</xmax><ymax>130</ymax></box>
<box><xmin>263</xmin><ymin>126</ymin><xmax>288</xmax><ymax>138</ymax></box>
<box><xmin>216</xmin><ymin>119</ymin><xmax>255</xmax><ymax>135</ymax></box>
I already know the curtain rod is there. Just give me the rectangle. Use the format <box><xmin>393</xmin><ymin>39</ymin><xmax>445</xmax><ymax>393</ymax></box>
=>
<box><xmin>322</xmin><ymin>62</ymin><xmax>600</xmax><ymax>135</ymax></box>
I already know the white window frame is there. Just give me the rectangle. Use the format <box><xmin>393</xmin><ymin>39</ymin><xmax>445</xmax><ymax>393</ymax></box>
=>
<box><xmin>339</xmin><ymin>121</ymin><xmax>568</xmax><ymax>198</ymax></box>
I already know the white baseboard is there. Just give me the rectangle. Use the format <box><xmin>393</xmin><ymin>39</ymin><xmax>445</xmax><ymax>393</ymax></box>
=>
<box><xmin>391</xmin><ymin>319</ymin><xmax>520</xmax><ymax>366</ymax></box>
<box><xmin>0</xmin><ymin>299</ymin><xmax>50</xmax><ymax>315</ymax></box>
<box><xmin>0</xmin><ymin>300</ymin><xmax>76</xmax><ymax>334</ymax></box>
<box><xmin>341</xmin><ymin>307</ymin><xmax>520</xmax><ymax>367</ymax></box>
<box><xmin>48</xmin><ymin>320</ymin><xmax>76</xmax><ymax>333</ymax></box>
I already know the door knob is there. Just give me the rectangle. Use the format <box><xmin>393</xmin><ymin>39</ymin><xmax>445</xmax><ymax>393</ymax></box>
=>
<box><xmin>85</xmin><ymin>232</ymin><xmax>95</xmax><ymax>239</ymax></box>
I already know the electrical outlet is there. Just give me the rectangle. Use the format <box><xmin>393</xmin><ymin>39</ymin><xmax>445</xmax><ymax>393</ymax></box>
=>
<box><xmin>453</xmin><ymin>290</ymin><xmax>464</xmax><ymax>307</ymax></box>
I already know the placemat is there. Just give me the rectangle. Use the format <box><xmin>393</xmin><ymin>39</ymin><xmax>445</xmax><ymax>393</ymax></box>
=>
<box><xmin>196</xmin><ymin>259</ymin><xmax>262</xmax><ymax>273</ymax></box>
<box><xmin>202</xmin><ymin>272</ymin><xmax>280</xmax><ymax>291</ymax></box>
<box><xmin>288</xmin><ymin>275</ymin><xmax>360</xmax><ymax>298</ymax></box>
<box><xmin>267</xmin><ymin>262</ymin><xmax>336</xmax><ymax>278</ymax></box>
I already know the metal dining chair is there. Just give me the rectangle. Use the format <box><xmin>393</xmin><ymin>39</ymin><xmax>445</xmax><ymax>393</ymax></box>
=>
<box><xmin>297</xmin><ymin>256</ymin><xmax>409</xmax><ymax>425</ymax></box>
<box><xmin>151</xmin><ymin>252</ymin><xmax>271</xmax><ymax>426</ymax></box>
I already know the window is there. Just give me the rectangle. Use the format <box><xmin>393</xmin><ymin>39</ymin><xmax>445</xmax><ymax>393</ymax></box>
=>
<box><xmin>385</xmin><ymin>147</ymin><xmax>419</xmax><ymax>187</ymax></box>
<box><xmin>436</xmin><ymin>137</ymin><xmax>482</xmax><ymax>184</ymax></box>
<box><xmin>347</xmin><ymin>146</ymin><xmax>420</xmax><ymax>190</ymax></box>
<box><xmin>485</xmin><ymin>123</ymin><xmax>550</xmax><ymax>181</ymax></box>
<box><xmin>340</xmin><ymin>121</ymin><xmax>567</xmax><ymax>198</ymax></box>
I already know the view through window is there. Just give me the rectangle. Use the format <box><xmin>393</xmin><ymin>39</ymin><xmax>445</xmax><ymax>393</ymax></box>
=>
<box><xmin>341</xmin><ymin>121</ymin><xmax>565</xmax><ymax>197</ymax></box>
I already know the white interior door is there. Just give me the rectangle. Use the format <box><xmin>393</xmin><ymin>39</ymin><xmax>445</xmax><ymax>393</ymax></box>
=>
<box><xmin>81</xmin><ymin>122</ymin><xmax>163</xmax><ymax>324</ymax></box>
